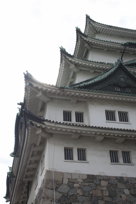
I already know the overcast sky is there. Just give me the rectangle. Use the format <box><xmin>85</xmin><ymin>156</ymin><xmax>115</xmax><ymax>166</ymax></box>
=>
<box><xmin>0</xmin><ymin>0</ymin><xmax>136</xmax><ymax>203</ymax></box>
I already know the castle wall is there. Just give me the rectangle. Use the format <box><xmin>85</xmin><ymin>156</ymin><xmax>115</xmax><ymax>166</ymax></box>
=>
<box><xmin>34</xmin><ymin>170</ymin><xmax>136</xmax><ymax>204</ymax></box>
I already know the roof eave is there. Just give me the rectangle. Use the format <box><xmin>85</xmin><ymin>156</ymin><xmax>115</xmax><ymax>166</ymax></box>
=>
<box><xmin>85</xmin><ymin>15</ymin><xmax>136</xmax><ymax>38</ymax></box>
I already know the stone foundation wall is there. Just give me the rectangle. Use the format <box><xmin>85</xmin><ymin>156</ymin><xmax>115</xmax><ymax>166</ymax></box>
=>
<box><xmin>34</xmin><ymin>170</ymin><xmax>136</xmax><ymax>204</ymax></box>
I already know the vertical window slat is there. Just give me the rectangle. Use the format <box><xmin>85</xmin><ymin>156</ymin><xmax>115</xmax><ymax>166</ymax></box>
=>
<box><xmin>122</xmin><ymin>151</ymin><xmax>131</xmax><ymax>163</ymax></box>
<box><xmin>64</xmin><ymin>147</ymin><xmax>73</xmax><ymax>160</ymax></box>
<box><xmin>63</xmin><ymin>111</ymin><xmax>72</xmax><ymax>122</ymax></box>
<box><xmin>118</xmin><ymin>111</ymin><xmax>128</xmax><ymax>122</ymax></box>
<box><xmin>75</xmin><ymin>112</ymin><xmax>84</xmax><ymax>123</ymax></box>
<box><xmin>110</xmin><ymin>150</ymin><xmax>119</xmax><ymax>163</ymax></box>
<box><xmin>105</xmin><ymin>110</ymin><xmax>116</xmax><ymax>121</ymax></box>
<box><xmin>77</xmin><ymin>148</ymin><xmax>86</xmax><ymax>161</ymax></box>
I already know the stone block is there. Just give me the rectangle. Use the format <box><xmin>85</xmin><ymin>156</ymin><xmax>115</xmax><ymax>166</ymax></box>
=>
<box><xmin>63</xmin><ymin>177</ymin><xmax>68</xmax><ymax>184</ymax></box>
<box><xmin>130</xmin><ymin>188</ymin><xmax>136</xmax><ymax>195</ymax></box>
<box><xmin>103</xmin><ymin>190</ymin><xmax>109</xmax><ymax>196</ymax></box>
<box><xmin>92</xmin><ymin>189</ymin><xmax>102</xmax><ymax>197</ymax></box>
<box><xmin>78</xmin><ymin>196</ymin><xmax>89</xmax><ymax>202</ymax></box>
<box><xmin>117</xmin><ymin>182</ymin><xmax>125</xmax><ymax>188</ymax></box>
<box><xmin>58</xmin><ymin>184</ymin><xmax>70</xmax><ymax>193</ymax></box>
<box><xmin>98</xmin><ymin>200</ymin><xmax>104</xmax><ymax>204</ymax></box>
<box><xmin>44</xmin><ymin>200</ymin><xmax>52</xmax><ymax>204</ymax></box>
<box><xmin>77</xmin><ymin>188</ymin><xmax>83</xmax><ymax>195</ymax></box>
<box><xmin>104</xmin><ymin>196</ymin><xmax>112</xmax><ymax>201</ymax></box>
<box><xmin>77</xmin><ymin>178</ymin><xmax>83</xmax><ymax>183</ymax></box>
<box><xmin>45</xmin><ymin>170</ymin><xmax>52</xmax><ymax>180</ymax></box>
<box><xmin>79</xmin><ymin>173</ymin><xmax>87</xmax><ymax>179</ymax></box>
<box><xmin>68</xmin><ymin>188</ymin><xmax>77</xmax><ymax>195</ymax></box>
<box><xmin>124</xmin><ymin>189</ymin><xmax>129</xmax><ymax>195</ymax></box>
<box><xmin>55</xmin><ymin>191</ymin><xmax>62</xmax><ymax>199</ymax></box>
<box><xmin>121</xmin><ymin>194</ymin><xmax>127</xmax><ymax>200</ymax></box>
<box><xmin>45</xmin><ymin>189</ymin><xmax>54</xmax><ymax>199</ymax></box>
<box><xmin>54</xmin><ymin>171</ymin><xmax>63</xmax><ymax>182</ymax></box>
<box><xmin>72</xmin><ymin>173</ymin><xmax>80</xmax><ymax>179</ymax></box>
<box><xmin>101</xmin><ymin>180</ymin><xmax>108</xmax><ymax>186</ymax></box>
<box><xmin>82</xmin><ymin>185</ymin><xmax>92</xmax><ymax>192</ymax></box>
<box><xmin>63</xmin><ymin>172</ymin><xmax>72</xmax><ymax>179</ymax></box>
<box><xmin>45</xmin><ymin>179</ymin><xmax>53</xmax><ymax>189</ymax></box>
<box><xmin>74</xmin><ymin>183</ymin><xmax>80</xmax><ymax>188</ymax></box>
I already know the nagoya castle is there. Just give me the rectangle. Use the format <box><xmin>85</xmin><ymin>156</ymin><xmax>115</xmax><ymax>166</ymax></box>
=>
<box><xmin>5</xmin><ymin>15</ymin><xmax>136</xmax><ymax>204</ymax></box>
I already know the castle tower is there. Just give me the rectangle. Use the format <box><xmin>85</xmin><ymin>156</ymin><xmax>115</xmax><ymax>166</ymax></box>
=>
<box><xmin>5</xmin><ymin>15</ymin><xmax>136</xmax><ymax>204</ymax></box>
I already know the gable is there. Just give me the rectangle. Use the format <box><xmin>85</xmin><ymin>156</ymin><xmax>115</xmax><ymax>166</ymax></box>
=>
<box><xmin>70</xmin><ymin>61</ymin><xmax>136</xmax><ymax>94</ymax></box>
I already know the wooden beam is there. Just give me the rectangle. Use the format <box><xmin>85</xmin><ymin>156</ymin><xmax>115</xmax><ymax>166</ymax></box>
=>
<box><xmin>116</xmin><ymin>138</ymin><xmax>125</xmax><ymax>143</ymax></box>
<box><xmin>95</xmin><ymin>136</ymin><xmax>104</xmax><ymax>142</ymax></box>
<box><xmin>36</xmin><ymin>91</ymin><xmax>50</xmax><ymax>102</ymax></box>
<box><xmin>71</xmin><ymin>134</ymin><xmax>80</xmax><ymax>139</ymax></box>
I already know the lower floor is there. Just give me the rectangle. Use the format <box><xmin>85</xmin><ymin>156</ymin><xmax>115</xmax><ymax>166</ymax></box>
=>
<box><xmin>33</xmin><ymin>170</ymin><xmax>136</xmax><ymax>204</ymax></box>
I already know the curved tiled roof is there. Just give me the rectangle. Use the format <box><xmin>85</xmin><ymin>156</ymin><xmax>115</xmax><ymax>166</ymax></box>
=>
<box><xmin>74</xmin><ymin>29</ymin><xmax>136</xmax><ymax>57</ymax></box>
<box><xmin>29</xmin><ymin>119</ymin><xmax>136</xmax><ymax>140</ymax></box>
<box><xmin>24</xmin><ymin>71</ymin><xmax>136</xmax><ymax>102</ymax></box>
<box><xmin>69</xmin><ymin>60</ymin><xmax>136</xmax><ymax>95</ymax></box>
<box><xmin>85</xmin><ymin>15</ymin><xmax>136</xmax><ymax>38</ymax></box>
<box><xmin>32</xmin><ymin>119</ymin><xmax>136</xmax><ymax>132</ymax></box>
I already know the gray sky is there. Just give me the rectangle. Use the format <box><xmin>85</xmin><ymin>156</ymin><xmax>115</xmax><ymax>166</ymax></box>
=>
<box><xmin>0</xmin><ymin>0</ymin><xmax>136</xmax><ymax>203</ymax></box>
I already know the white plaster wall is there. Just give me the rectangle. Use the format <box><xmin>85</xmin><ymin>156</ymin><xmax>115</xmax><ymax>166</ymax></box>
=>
<box><xmin>45</xmin><ymin>99</ymin><xmax>89</xmax><ymax>125</ymax></box>
<box><xmin>45</xmin><ymin>99</ymin><xmax>136</xmax><ymax>130</ymax></box>
<box><xmin>88</xmin><ymin>99</ymin><xmax>136</xmax><ymax>130</ymax></box>
<box><xmin>74</xmin><ymin>71</ymin><xmax>97</xmax><ymax>84</ymax></box>
<box><xmin>88</xmin><ymin>48</ymin><xmax>134</xmax><ymax>63</ymax></box>
<box><xmin>95</xmin><ymin>33</ymin><xmax>136</xmax><ymax>43</ymax></box>
<box><xmin>47</xmin><ymin>135</ymin><xmax>136</xmax><ymax>177</ymax></box>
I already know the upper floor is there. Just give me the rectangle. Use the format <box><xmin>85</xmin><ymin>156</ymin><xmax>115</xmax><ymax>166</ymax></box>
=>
<box><xmin>45</xmin><ymin>99</ymin><xmax>136</xmax><ymax>130</ymax></box>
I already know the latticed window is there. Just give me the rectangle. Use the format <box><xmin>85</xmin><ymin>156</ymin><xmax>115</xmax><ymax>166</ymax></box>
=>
<box><xmin>63</xmin><ymin>111</ymin><xmax>72</xmax><ymax>122</ymax></box>
<box><xmin>75</xmin><ymin>112</ymin><xmax>84</xmax><ymax>123</ymax></box>
<box><xmin>122</xmin><ymin>151</ymin><xmax>131</xmax><ymax>163</ymax></box>
<box><xmin>64</xmin><ymin>147</ymin><xmax>73</xmax><ymax>160</ymax></box>
<box><xmin>105</xmin><ymin>110</ymin><xmax>116</xmax><ymax>121</ymax></box>
<box><xmin>118</xmin><ymin>111</ymin><xmax>128</xmax><ymax>122</ymax></box>
<box><xmin>109</xmin><ymin>150</ymin><xmax>119</xmax><ymax>163</ymax></box>
<box><xmin>77</xmin><ymin>148</ymin><xmax>86</xmax><ymax>161</ymax></box>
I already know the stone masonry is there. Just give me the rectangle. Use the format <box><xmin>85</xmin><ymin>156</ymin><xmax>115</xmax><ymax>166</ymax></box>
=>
<box><xmin>34</xmin><ymin>170</ymin><xmax>136</xmax><ymax>204</ymax></box>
